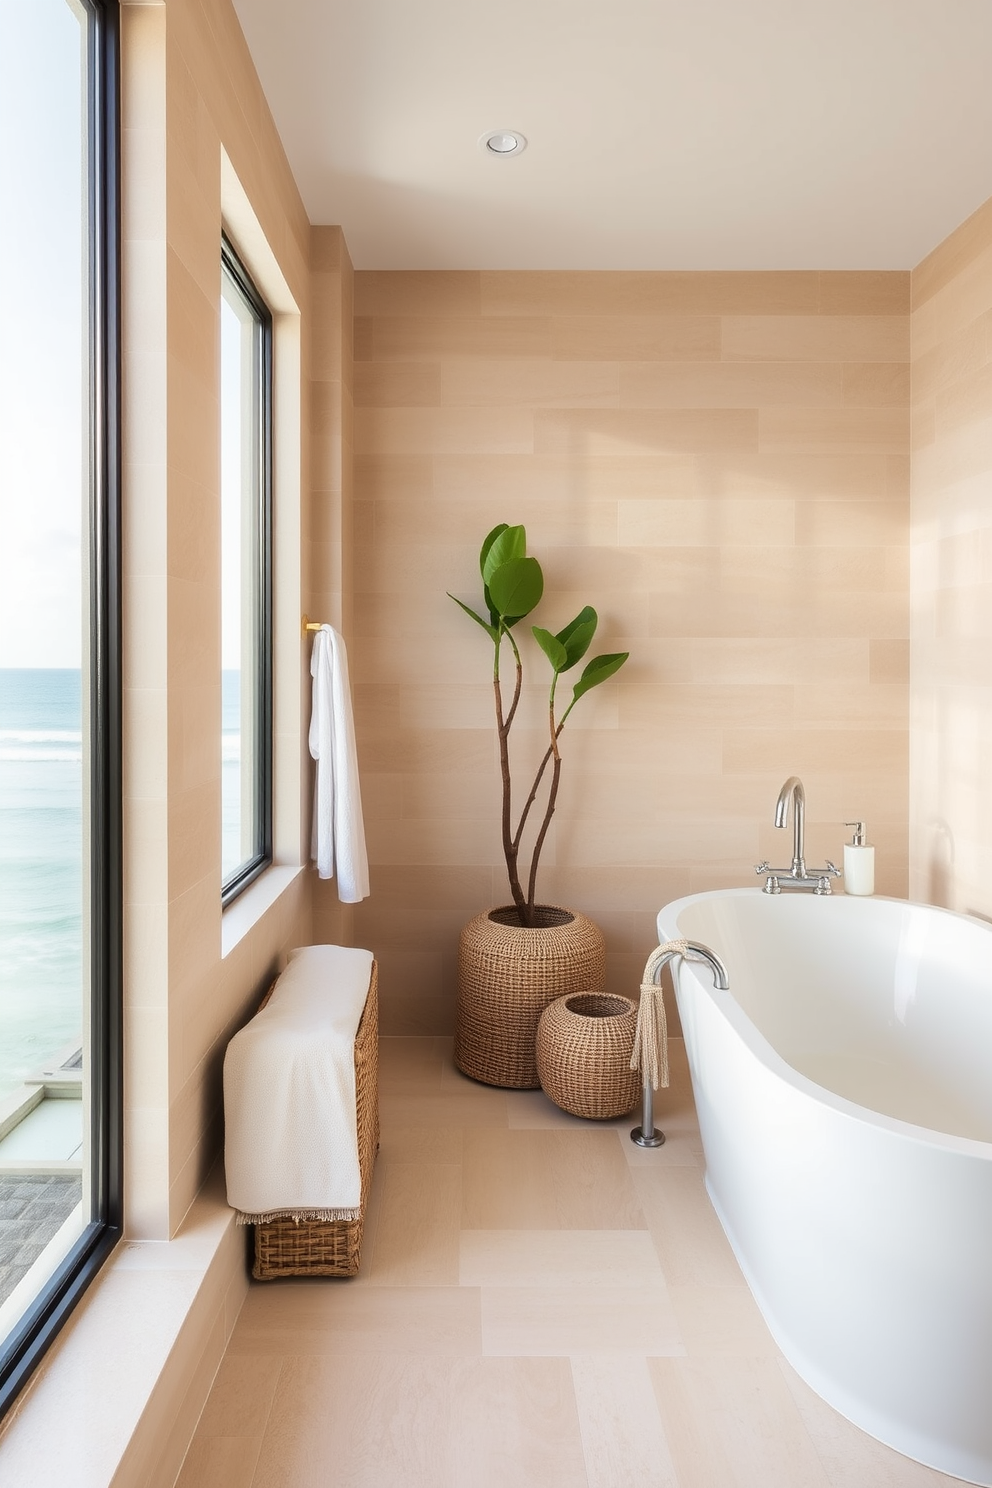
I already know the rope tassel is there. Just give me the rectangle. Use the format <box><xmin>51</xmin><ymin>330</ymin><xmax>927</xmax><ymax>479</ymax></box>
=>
<box><xmin>630</xmin><ymin>939</ymin><xmax>690</xmax><ymax>1091</ymax></box>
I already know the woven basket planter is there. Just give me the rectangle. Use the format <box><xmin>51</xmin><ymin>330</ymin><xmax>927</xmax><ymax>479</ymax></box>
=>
<box><xmin>454</xmin><ymin>906</ymin><xmax>606</xmax><ymax>1089</ymax></box>
<box><xmin>536</xmin><ymin>992</ymin><xmax>640</xmax><ymax>1119</ymax></box>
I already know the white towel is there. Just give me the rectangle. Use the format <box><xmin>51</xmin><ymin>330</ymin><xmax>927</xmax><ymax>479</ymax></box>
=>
<box><xmin>309</xmin><ymin>625</ymin><xmax>370</xmax><ymax>902</ymax></box>
<box><xmin>223</xmin><ymin>944</ymin><xmax>374</xmax><ymax>1222</ymax></box>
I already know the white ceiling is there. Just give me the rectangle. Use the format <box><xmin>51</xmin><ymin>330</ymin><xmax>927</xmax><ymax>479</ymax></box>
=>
<box><xmin>231</xmin><ymin>0</ymin><xmax>992</xmax><ymax>270</ymax></box>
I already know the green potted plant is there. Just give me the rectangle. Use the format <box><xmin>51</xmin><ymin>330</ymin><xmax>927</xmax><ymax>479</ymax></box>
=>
<box><xmin>449</xmin><ymin>523</ymin><xmax>629</xmax><ymax>1088</ymax></box>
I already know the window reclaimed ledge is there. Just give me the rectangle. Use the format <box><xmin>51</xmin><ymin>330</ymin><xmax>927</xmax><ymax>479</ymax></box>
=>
<box><xmin>0</xmin><ymin>1167</ymin><xmax>244</xmax><ymax>1488</ymax></box>
<box><xmin>221</xmin><ymin>863</ymin><xmax>304</xmax><ymax>959</ymax></box>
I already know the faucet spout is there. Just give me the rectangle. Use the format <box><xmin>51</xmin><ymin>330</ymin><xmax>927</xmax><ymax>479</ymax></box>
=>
<box><xmin>756</xmin><ymin>776</ymin><xmax>839</xmax><ymax>893</ymax></box>
<box><xmin>775</xmin><ymin>776</ymin><xmax>805</xmax><ymax>876</ymax></box>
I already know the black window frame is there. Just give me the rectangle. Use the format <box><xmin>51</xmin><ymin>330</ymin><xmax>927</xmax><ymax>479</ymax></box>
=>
<box><xmin>219</xmin><ymin>236</ymin><xmax>273</xmax><ymax>907</ymax></box>
<box><xmin>0</xmin><ymin>0</ymin><xmax>123</xmax><ymax>1419</ymax></box>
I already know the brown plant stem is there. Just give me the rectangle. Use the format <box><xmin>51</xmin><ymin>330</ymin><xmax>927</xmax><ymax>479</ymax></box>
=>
<box><xmin>494</xmin><ymin>632</ymin><xmax>527</xmax><ymax>921</ymax></box>
<box><xmin>511</xmin><ymin>732</ymin><xmax>559</xmax><ymax>854</ymax></box>
<box><xmin>503</xmin><ymin>629</ymin><xmax>523</xmax><ymax>730</ymax></box>
<box><xmin>524</xmin><ymin>701</ymin><xmax>563</xmax><ymax>916</ymax></box>
<box><xmin>510</xmin><ymin>690</ymin><xmax>577</xmax><ymax>909</ymax></box>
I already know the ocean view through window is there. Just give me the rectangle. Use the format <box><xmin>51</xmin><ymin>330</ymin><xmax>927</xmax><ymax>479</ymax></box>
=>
<box><xmin>0</xmin><ymin>672</ymin><xmax>83</xmax><ymax>1104</ymax></box>
<box><xmin>0</xmin><ymin>0</ymin><xmax>121</xmax><ymax>1415</ymax></box>
<box><xmin>0</xmin><ymin>671</ymin><xmax>84</xmax><ymax>1317</ymax></box>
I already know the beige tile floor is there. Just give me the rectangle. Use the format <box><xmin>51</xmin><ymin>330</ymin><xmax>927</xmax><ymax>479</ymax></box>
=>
<box><xmin>176</xmin><ymin>1038</ymin><xmax>959</xmax><ymax>1488</ymax></box>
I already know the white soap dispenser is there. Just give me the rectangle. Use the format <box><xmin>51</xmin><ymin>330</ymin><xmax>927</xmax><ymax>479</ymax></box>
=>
<box><xmin>844</xmin><ymin>821</ymin><xmax>875</xmax><ymax>896</ymax></box>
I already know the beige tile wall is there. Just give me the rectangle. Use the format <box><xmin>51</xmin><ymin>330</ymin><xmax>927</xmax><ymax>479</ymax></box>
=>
<box><xmin>122</xmin><ymin>0</ymin><xmax>314</xmax><ymax>1240</ymax></box>
<box><xmin>910</xmin><ymin>196</ymin><xmax>992</xmax><ymax>916</ymax></box>
<box><xmin>311</xmin><ymin>227</ymin><xmax>359</xmax><ymax>949</ymax></box>
<box><xmin>349</xmin><ymin>271</ymin><xmax>910</xmax><ymax>1032</ymax></box>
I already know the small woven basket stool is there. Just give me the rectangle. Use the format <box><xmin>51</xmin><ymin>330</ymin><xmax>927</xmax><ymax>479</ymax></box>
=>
<box><xmin>536</xmin><ymin>992</ymin><xmax>640</xmax><ymax>1119</ymax></box>
<box><xmin>455</xmin><ymin>907</ymin><xmax>606</xmax><ymax>1089</ymax></box>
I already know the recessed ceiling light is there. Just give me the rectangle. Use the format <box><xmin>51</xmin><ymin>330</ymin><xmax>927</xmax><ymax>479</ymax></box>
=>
<box><xmin>480</xmin><ymin>130</ymin><xmax>527</xmax><ymax>157</ymax></box>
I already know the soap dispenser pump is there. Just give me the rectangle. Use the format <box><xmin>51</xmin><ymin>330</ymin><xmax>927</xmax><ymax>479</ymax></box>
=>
<box><xmin>844</xmin><ymin>821</ymin><xmax>874</xmax><ymax>896</ymax></box>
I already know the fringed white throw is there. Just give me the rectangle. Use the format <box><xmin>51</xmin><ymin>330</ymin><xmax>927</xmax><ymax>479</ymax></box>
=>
<box><xmin>224</xmin><ymin>944</ymin><xmax>374</xmax><ymax>1224</ymax></box>
<box><xmin>630</xmin><ymin>939</ymin><xmax>690</xmax><ymax>1091</ymax></box>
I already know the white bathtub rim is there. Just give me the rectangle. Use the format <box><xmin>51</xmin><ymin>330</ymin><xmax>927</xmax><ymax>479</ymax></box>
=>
<box><xmin>703</xmin><ymin>1171</ymin><xmax>991</xmax><ymax>1487</ymax></box>
<box><xmin>658</xmin><ymin>888</ymin><xmax>992</xmax><ymax>1162</ymax></box>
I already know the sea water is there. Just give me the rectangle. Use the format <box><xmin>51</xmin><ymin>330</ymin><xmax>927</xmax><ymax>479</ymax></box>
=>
<box><xmin>0</xmin><ymin>670</ymin><xmax>82</xmax><ymax>1103</ymax></box>
<box><xmin>0</xmin><ymin>670</ymin><xmax>244</xmax><ymax>1104</ymax></box>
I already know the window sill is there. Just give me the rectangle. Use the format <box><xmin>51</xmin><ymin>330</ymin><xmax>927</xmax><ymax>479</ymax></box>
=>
<box><xmin>221</xmin><ymin>862</ymin><xmax>304</xmax><ymax>958</ymax></box>
<box><xmin>0</xmin><ymin>1168</ymin><xmax>243</xmax><ymax>1488</ymax></box>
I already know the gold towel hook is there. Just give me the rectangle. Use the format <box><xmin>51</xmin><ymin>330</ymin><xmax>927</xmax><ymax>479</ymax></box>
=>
<box><xmin>301</xmin><ymin>615</ymin><xmax>325</xmax><ymax>635</ymax></box>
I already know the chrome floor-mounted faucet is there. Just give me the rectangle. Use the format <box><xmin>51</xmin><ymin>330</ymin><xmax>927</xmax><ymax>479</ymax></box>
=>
<box><xmin>630</xmin><ymin>939</ymin><xmax>729</xmax><ymax>1149</ymax></box>
<box><xmin>754</xmin><ymin>776</ymin><xmax>841</xmax><ymax>895</ymax></box>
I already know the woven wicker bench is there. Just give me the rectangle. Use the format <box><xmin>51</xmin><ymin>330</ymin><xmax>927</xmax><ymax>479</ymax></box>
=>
<box><xmin>249</xmin><ymin>959</ymin><xmax>379</xmax><ymax>1280</ymax></box>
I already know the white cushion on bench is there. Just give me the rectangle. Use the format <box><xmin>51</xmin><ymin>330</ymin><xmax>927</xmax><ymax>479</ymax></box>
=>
<box><xmin>223</xmin><ymin>944</ymin><xmax>374</xmax><ymax>1222</ymax></box>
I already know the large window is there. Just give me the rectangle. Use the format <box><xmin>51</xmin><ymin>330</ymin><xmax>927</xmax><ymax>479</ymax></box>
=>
<box><xmin>220</xmin><ymin>240</ymin><xmax>272</xmax><ymax>903</ymax></box>
<box><xmin>0</xmin><ymin>0</ymin><xmax>121</xmax><ymax>1416</ymax></box>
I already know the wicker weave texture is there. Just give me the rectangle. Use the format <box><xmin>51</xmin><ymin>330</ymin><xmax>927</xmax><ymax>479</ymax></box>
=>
<box><xmin>252</xmin><ymin>960</ymin><xmax>380</xmax><ymax>1280</ymax></box>
<box><xmin>536</xmin><ymin>992</ymin><xmax>640</xmax><ymax>1119</ymax></box>
<box><xmin>455</xmin><ymin>908</ymin><xmax>606</xmax><ymax>1089</ymax></box>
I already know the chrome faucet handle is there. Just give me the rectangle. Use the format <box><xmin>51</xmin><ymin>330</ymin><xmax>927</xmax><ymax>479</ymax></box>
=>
<box><xmin>824</xmin><ymin>860</ymin><xmax>841</xmax><ymax>877</ymax></box>
<box><xmin>754</xmin><ymin>860</ymin><xmax>770</xmax><ymax>875</ymax></box>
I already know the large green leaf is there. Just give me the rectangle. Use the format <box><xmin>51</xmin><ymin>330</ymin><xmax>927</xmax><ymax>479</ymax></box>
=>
<box><xmin>480</xmin><ymin>524</ymin><xmax>509</xmax><ymax>580</ymax></box>
<box><xmin>448</xmin><ymin>593</ymin><xmax>498</xmax><ymax>641</ymax></box>
<box><xmin>482</xmin><ymin>525</ymin><xmax>527</xmax><ymax>586</ymax></box>
<box><xmin>556</xmin><ymin>606</ymin><xmax>598</xmax><ymax>670</ymax></box>
<box><xmin>532</xmin><ymin>626</ymin><xmax>568</xmax><ymax>672</ymax></box>
<box><xmin>572</xmin><ymin>651</ymin><xmax>629</xmax><ymax>702</ymax></box>
<box><xmin>488</xmin><ymin>555</ymin><xmax>544</xmax><ymax>621</ymax></box>
<box><xmin>478</xmin><ymin>527</ymin><xmax>521</xmax><ymax>625</ymax></box>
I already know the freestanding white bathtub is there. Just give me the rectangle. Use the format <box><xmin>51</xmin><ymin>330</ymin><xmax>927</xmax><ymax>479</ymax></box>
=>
<box><xmin>657</xmin><ymin>889</ymin><xmax>992</xmax><ymax>1486</ymax></box>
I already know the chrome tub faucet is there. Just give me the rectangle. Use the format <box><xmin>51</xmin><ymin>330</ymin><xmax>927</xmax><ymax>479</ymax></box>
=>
<box><xmin>755</xmin><ymin>776</ymin><xmax>841</xmax><ymax>895</ymax></box>
<box><xmin>776</xmin><ymin>775</ymin><xmax>806</xmax><ymax>876</ymax></box>
<box><xmin>630</xmin><ymin>939</ymin><xmax>730</xmax><ymax>1149</ymax></box>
